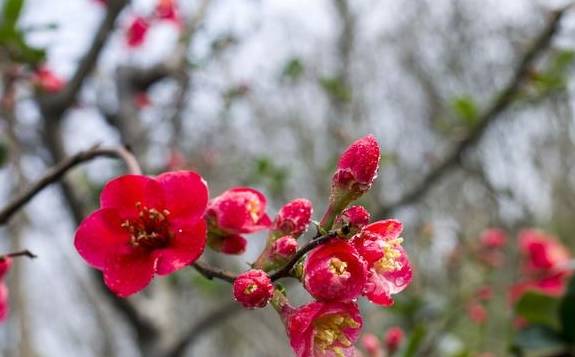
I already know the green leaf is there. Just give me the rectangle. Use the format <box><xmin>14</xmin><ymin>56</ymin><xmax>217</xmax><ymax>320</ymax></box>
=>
<box><xmin>402</xmin><ymin>325</ymin><xmax>426</xmax><ymax>357</ymax></box>
<box><xmin>450</xmin><ymin>95</ymin><xmax>479</xmax><ymax>127</ymax></box>
<box><xmin>319</xmin><ymin>76</ymin><xmax>352</xmax><ymax>103</ymax></box>
<box><xmin>281</xmin><ymin>58</ymin><xmax>304</xmax><ymax>80</ymax></box>
<box><xmin>560</xmin><ymin>275</ymin><xmax>575</xmax><ymax>343</ymax></box>
<box><xmin>512</xmin><ymin>324</ymin><xmax>566</xmax><ymax>351</ymax></box>
<box><xmin>2</xmin><ymin>0</ymin><xmax>24</xmax><ymax>29</ymax></box>
<box><xmin>0</xmin><ymin>140</ymin><xmax>7</xmax><ymax>168</ymax></box>
<box><xmin>515</xmin><ymin>291</ymin><xmax>561</xmax><ymax>329</ymax></box>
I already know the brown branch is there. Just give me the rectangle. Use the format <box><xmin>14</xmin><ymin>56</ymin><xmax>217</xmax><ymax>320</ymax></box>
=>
<box><xmin>192</xmin><ymin>231</ymin><xmax>340</xmax><ymax>284</ymax></box>
<box><xmin>378</xmin><ymin>6</ymin><xmax>570</xmax><ymax>217</ymax></box>
<box><xmin>0</xmin><ymin>249</ymin><xmax>37</xmax><ymax>260</ymax></box>
<box><xmin>39</xmin><ymin>0</ymin><xmax>129</xmax><ymax>114</ymax></box>
<box><xmin>0</xmin><ymin>145</ymin><xmax>141</xmax><ymax>225</ymax></box>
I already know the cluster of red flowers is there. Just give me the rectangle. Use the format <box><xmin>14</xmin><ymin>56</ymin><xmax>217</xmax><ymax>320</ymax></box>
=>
<box><xmin>74</xmin><ymin>134</ymin><xmax>413</xmax><ymax>356</ymax></box>
<box><xmin>0</xmin><ymin>257</ymin><xmax>11</xmax><ymax>322</ymax></box>
<box><xmin>124</xmin><ymin>0</ymin><xmax>181</xmax><ymax>48</ymax></box>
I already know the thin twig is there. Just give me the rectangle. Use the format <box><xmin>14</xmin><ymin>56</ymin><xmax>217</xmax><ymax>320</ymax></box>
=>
<box><xmin>0</xmin><ymin>145</ymin><xmax>141</xmax><ymax>225</ymax></box>
<box><xmin>0</xmin><ymin>249</ymin><xmax>37</xmax><ymax>260</ymax></box>
<box><xmin>378</xmin><ymin>6</ymin><xmax>570</xmax><ymax>216</ymax></box>
<box><xmin>192</xmin><ymin>261</ymin><xmax>237</xmax><ymax>283</ymax></box>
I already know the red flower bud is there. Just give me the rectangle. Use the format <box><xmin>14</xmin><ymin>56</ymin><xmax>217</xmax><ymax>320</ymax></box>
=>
<box><xmin>362</xmin><ymin>333</ymin><xmax>382</xmax><ymax>357</ymax></box>
<box><xmin>282</xmin><ymin>301</ymin><xmax>362</xmax><ymax>357</ymax></box>
<box><xmin>155</xmin><ymin>0</ymin><xmax>180</xmax><ymax>23</ymax></box>
<box><xmin>208</xmin><ymin>234</ymin><xmax>247</xmax><ymax>255</ymax></box>
<box><xmin>467</xmin><ymin>302</ymin><xmax>487</xmax><ymax>325</ymax></box>
<box><xmin>206</xmin><ymin>187</ymin><xmax>271</xmax><ymax>235</ymax></box>
<box><xmin>233</xmin><ymin>269</ymin><xmax>273</xmax><ymax>309</ymax></box>
<box><xmin>334</xmin><ymin>205</ymin><xmax>370</xmax><ymax>236</ymax></box>
<box><xmin>271</xmin><ymin>235</ymin><xmax>298</xmax><ymax>262</ymax></box>
<box><xmin>126</xmin><ymin>17</ymin><xmax>150</xmax><ymax>48</ymax></box>
<box><xmin>332</xmin><ymin>134</ymin><xmax>381</xmax><ymax>196</ymax></box>
<box><xmin>384</xmin><ymin>326</ymin><xmax>404</xmax><ymax>354</ymax></box>
<box><xmin>304</xmin><ymin>241</ymin><xmax>368</xmax><ymax>302</ymax></box>
<box><xmin>479</xmin><ymin>228</ymin><xmax>507</xmax><ymax>249</ymax></box>
<box><xmin>0</xmin><ymin>258</ymin><xmax>12</xmax><ymax>280</ymax></box>
<box><xmin>33</xmin><ymin>67</ymin><xmax>65</xmax><ymax>93</ymax></box>
<box><xmin>272</xmin><ymin>199</ymin><xmax>313</xmax><ymax>238</ymax></box>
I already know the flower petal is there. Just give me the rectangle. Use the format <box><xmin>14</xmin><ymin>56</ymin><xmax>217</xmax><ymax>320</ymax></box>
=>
<box><xmin>363</xmin><ymin>219</ymin><xmax>403</xmax><ymax>240</ymax></box>
<box><xmin>154</xmin><ymin>220</ymin><xmax>207</xmax><ymax>275</ymax></box>
<box><xmin>100</xmin><ymin>175</ymin><xmax>164</xmax><ymax>219</ymax></box>
<box><xmin>74</xmin><ymin>208</ymin><xmax>131</xmax><ymax>270</ymax></box>
<box><xmin>104</xmin><ymin>251</ymin><xmax>155</xmax><ymax>297</ymax></box>
<box><xmin>156</xmin><ymin>171</ymin><xmax>208</xmax><ymax>222</ymax></box>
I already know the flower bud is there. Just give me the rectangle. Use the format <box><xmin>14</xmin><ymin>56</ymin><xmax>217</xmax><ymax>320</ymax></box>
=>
<box><xmin>272</xmin><ymin>199</ymin><xmax>313</xmax><ymax>239</ymax></box>
<box><xmin>361</xmin><ymin>333</ymin><xmax>382</xmax><ymax>357</ymax></box>
<box><xmin>208</xmin><ymin>234</ymin><xmax>247</xmax><ymax>255</ymax></box>
<box><xmin>384</xmin><ymin>326</ymin><xmax>404</xmax><ymax>354</ymax></box>
<box><xmin>333</xmin><ymin>205</ymin><xmax>371</xmax><ymax>236</ymax></box>
<box><xmin>206</xmin><ymin>187</ymin><xmax>271</xmax><ymax>235</ymax></box>
<box><xmin>233</xmin><ymin>269</ymin><xmax>273</xmax><ymax>309</ymax></box>
<box><xmin>332</xmin><ymin>134</ymin><xmax>380</xmax><ymax>197</ymax></box>
<box><xmin>271</xmin><ymin>235</ymin><xmax>298</xmax><ymax>263</ymax></box>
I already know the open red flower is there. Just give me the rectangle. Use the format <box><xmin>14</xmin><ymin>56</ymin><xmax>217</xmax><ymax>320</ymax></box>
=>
<box><xmin>233</xmin><ymin>269</ymin><xmax>273</xmax><ymax>309</ymax></box>
<box><xmin>74</xmin><ymin>171</ymin><xmax>208</xmax><ymax>297</ymax></box>
<box><xmin>0</xmin><ymin>283</ymin><xmax>8</xmax><ymax>322</ymax></box>
<box><xmin>332</xmin><ymin>134</ymin><xmax>380</xmax><ymax>196</ymax></box>
<box><xmin>272</xmin><ymin>198</ymin><xmax>313</xmax><ymax>239</ymax></box>
<box><xmin>33</xmin><ymin>67</ymin><xmax>65</xmax><ymax>93</ymax></box>
<box><xmin>206</xmin><ymin>187</ymin><xmax>271</xmax><ymax>235</ymax></box>
<box><xmin>126</xmin><ymin>17</ymin><xmax>150</xmax><ymax>48</ymax></box>
<box><xmin>334</xmin><ymin>205</ymin><xmax>371</xmax><ymax>236</ymax></box>
<box><xmin>352</xmin><ymin>220</ymin><xmax>412</xmax><ymax>306</ymax></box>
<box><xmin>304</xmin><ymin>240</ymin><xmax>368</xmax><ymax>302</ymax></box>
<box><xmin>384</xmin><ymin>326</ymin><xmax>404</xmax><ymax>354</ymax></box>
<box><xmin>282</xmin><ymin>301</ymin><xmax>363</xmax><ymax>357</ymax></box>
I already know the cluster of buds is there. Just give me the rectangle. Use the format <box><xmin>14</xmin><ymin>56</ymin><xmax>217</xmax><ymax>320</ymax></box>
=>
<box><xmin>72</xmin><ymin>135</ymin><xmax>413</xmax><ymax>355</ymax></box>
<box><xmin>0</xmin><ymin>258</ymin><xmax>11</xmax><ymax>322</ymax></box>
<box><xmin>124</xmin><ymin>0</ymin><xmax>181</xmax><ymax>48</ymax></box>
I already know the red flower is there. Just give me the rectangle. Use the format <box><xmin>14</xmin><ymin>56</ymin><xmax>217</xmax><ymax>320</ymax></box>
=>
<box><xmin>332</xmin><ymin>134</ymin><xmax>380</xmax><ymax>196</ymax></box>
<box><xmin>361</xmin><ymin>333</ymin><xmax>382</xmax><ymax>357</ymax></box>
<box><xmin>0</xmin><ymin>283</ymin><xmax>8</xmax><ymax>322</ymax></box>
<box><xmin>0</xmin><ymin>258</ymin><xmax>12</xmax><ymax>280</ymax></box>
<box><xmin>33</xmin><ymin>67</ymin><xmax>65</xmax><ymax>93</ymax></box>
<box><xmin>74</xmin><ymin>171</ymin><xmax>208</xmax><ymax>297</ymax></box>
<box><xmin>384</xmin><ymin>326</ymin><xmax>404</xmax><ymax>354</ymax></box>
<box><xmin>271</xmin><ymin>235</ymin><xmax>298</xmax><ymax>262</ymax></box>
<box><xmin>282</xmin><ymin>301</ymin><xmax>362</xmax><ymax>357</ymax></box>
<box><xmin>467</xmin><ymin>302</ymin><xmax>487</xmax><ymax>325</ymax></box>
<box><xmin>510</xmin><ymin>229</ymin><xmax>572</xmax><ymax>301</ymax></box>
<box><xmin>208</xmin><ymin>234</ymin><xmax>247</xmax><ymax>255</ymax></box>
<box><xmin>272</xmin><ymin>198</ymin><xmax>313</xmax><ymax>239</ymax></box>
<box><xmin>155</xmin><ymin>0</ymin><xmax>180</xmax><ymax>23</ymax></box>
<box><xmin>126</xmin><ymin>17</ymin><xmax>150</xmax><ymax>48</ymax></box>
<box><xmin>304</xmin><ymin>241</ymin><xmax>368</xmax><ymax>302</ymax></box>
<box><xmin>479</xmin><ymin>228</ymin><xmax>507</xmax><ymax>249</ymax></box>
<box><xmin>206</xmin><ymin>187</ymin><xmax>271</xmax><ymax>235</ymax></box>
<box><xmin>352</xmin><ymin>220</ymin><xmax>413</xmax><ymax>306</ymax></box>
<box><xmin>334</xmin><ymin>205</ymin><xmax>371</xmax><ymax>236</ymax></box>
<box><xmin>233</xmin><ymin>269</ymin><xmax>273</xmax><ymax>309</ymax></box>
<box><xmin>134</xmin><ymin>91</ymin><xmax>151</xmax><ymax>109</ymax></box>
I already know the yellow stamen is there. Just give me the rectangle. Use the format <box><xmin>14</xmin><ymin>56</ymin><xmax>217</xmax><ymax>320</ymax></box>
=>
<box><xmin>374</xmin><ymin>237</ymin><xmax>403</xmax><ymax>273</ymax></box>
<box><xmin>329</xmin><ymin>258</ymin><xmax>349</xmax><ymax>276</ymax></box>
<box><xmin>313</xmin><ymin>313</ymin><xmax>360</xmax><ymax>354</ymax></box>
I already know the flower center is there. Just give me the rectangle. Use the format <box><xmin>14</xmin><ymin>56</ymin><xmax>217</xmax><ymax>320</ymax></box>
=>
<box><xmin>243</xmin><ymin>283</ymin><xmax>257</xmax><ymax>295</ymax></box>
<box><xmin>122</xmin><ymin>202</ymin><xmax>172</xmax><ymax>250</ymax></box>
<box><xmin>374</xmin><ymin>237</ymin><xmax>403</xmax><ymax>273</ymax></box>
<box><xmin>313</xmin><ymin>313</ymin><xmax>360</xmax><ymax>356</ymax></box>
<box><xmin>246</xmin><ymin>199</ymin><xmax>260</xmax><ymax>223</ymax></box>
<box><xmin>329</xmin><ymin>258</ymin><xmax>349</xmax><ymax>276</ymax></box>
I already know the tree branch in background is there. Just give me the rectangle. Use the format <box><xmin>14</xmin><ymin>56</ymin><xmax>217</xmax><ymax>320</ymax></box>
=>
<box><xmin>163</xmin><ymin>301</ymin><xmax>243</xmax><ymax>357</ymax></box>
<box><xmin>39</xmin><ymin>0</ymin><xmax>130</xmax><ymax>115</ymax></box>
<box><xmin>0</xmin><ymin>250</ymin><xmax>37</xmax><ymax>260</ymax></box>
<box><xmin>0</xmin><ymin>145</ymin><xmax>140</xmax><ymax>225</ymax></box>
<box><xmin>378</xmin><ymin>6</ymin><xmax>570</xmax><ymax>217</ymax></box>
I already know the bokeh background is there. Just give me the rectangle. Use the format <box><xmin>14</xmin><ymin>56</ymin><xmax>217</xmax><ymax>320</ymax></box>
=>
<box><xmin>1</xmin><ymin>0</ymin><xmax>575</xmax><ymax>356</ymax></box>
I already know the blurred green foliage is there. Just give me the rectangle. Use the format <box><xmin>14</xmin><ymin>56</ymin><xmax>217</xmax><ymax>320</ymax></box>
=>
<box><xmin>450</xmin><ymin>95</ymin><xmax>479</xmax><ymax>127</ymax></box>
<box><xmin>0</xmin><ymin>0</ymin><xmax>46</xmax><ymax>64</ymax></box>
<box><xmin>246</xmin><ymin>156</ymin><xmax>288</xmax><ymax>198</ymax></box>
<box><xmin>281</xmin><ymin>57</ymin><xmax>305</xmax><ymax>81</ymax></box>
<box><xmin>319</xmin><ymin>76</ymin><xmax>352</xmax><ymax>103</ymax></box>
